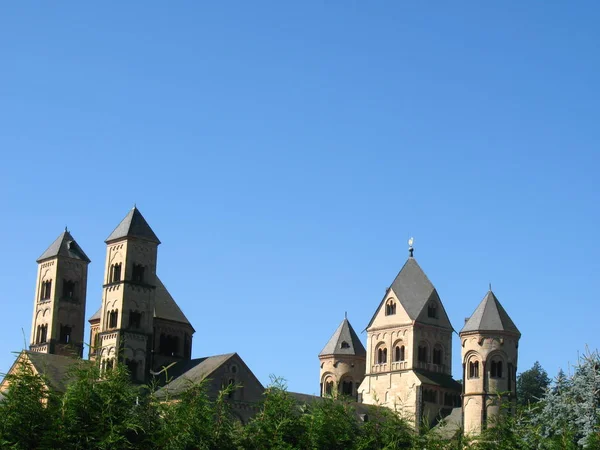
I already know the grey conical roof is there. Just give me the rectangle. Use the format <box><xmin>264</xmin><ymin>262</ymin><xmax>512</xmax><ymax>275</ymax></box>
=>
<box><xmin>319</xmin><ymin>318</ymin><xmax>366</xmax><ymax>357</ymax></box>
<box><xmin>105</xmin><ymin>207</ymin><xmax>160</xmax><ymax>244</ymax></box>
<box><xmin>461</xmin><ymin>290</ymin><xmax>520</xmax><ymax>335</ymax></box>
<box><xmin>37</xmin><ymin>230</ymin><xmax>90</xmax><ymax>263</ymax></box>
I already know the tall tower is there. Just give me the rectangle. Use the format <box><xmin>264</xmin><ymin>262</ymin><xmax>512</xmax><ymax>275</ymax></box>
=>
<box><xmin>460</xmin><ymin>289</ymin><xmax>520</xmax><ymax>435</ymax></box>
<box><xmin>97</xmin><ymin>207</ymin><xmax>160</xmax><ymax>381</ymax></box>
<box><xmin>30</xmin><ymin>229</ymin><xmax>90</xmax><ymax>358</ymax></box>
<box><xmin>319</xmin><ymin>317</ymin><xmax>366</xmax><ymax>400</ymax></box>
<box><xmin>358</xmin><ymin>242</ymin><xmax>460</xmax><ymax>427</ymax></box>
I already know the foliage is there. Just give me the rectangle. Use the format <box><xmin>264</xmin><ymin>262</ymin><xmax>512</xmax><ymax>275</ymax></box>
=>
<box><xmin>517</xmin><ymin>360</ymin><xmax>551</xmax><ymax>406</ymax></box>
<box><xmin>1</xmin><ymin>350</ymin><xmax>600</xmax><ymax>449</ymax></box>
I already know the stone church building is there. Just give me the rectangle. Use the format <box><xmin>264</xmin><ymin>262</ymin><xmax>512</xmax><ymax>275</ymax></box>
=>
<box><xmin>3</xmin><ymin>207</ymin><xmax>520</xmax><ymax>435</ymax></box>
<box><xmin>318</xmin><ymin>242</ymin><xmax>521</xmax><ymax>435</ymax></box>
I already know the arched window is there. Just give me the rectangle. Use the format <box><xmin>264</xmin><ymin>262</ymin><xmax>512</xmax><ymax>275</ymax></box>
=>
<box><xmin>110</xmin><ymin>263</ymin><xmax>122</xmax><ymax>283</ymax></box>
<box><xmin>63</xmin><ymin>279</ymin><xmax>76</xmax><ymax>299</ymax></box>
<box><xmin>108</xmin><ymin>310</ymin><xmax>119</xmax><ymax>328</ymax></box>
<box><xmin>394</xmin><ymin>344</ymin><xmax>405</xmax><ymax>362</ymax></box>
<box><xmin>427</xmin><ymin>302</ymin><xmax>437</xmax><ymax>318</ymax></box>
<box><xmin>40</xmin><ymin>280</ymin><xmax>52</xmax><ymax>301</ymax></box>
<box><xmin>341</xmin><ymin>380</ymin><xmax>353</xmax><ymax>396</ymax></box>
<box><xmin>132</xmin><ymin>264</ymin><xmax>145</xmax><ymax>283</ymax></box>
<box><xmin>325</xmin><ymin>380</ymin><xmax>334</xmax><ymax>396</ymax></box>
<box><xmin>491</xmin><ymin>360</ymin><xmax>503</xmax><ymax>378</ymax></box>
<box><xmin>377</xmin><ymin>346</ymin><xmax>388</xmax><ymax>364</ymax></box>
<box><xmin>385</xmin><ymin>299</ymin><xmax>396</xmax><ymax>316</ymax></box>
<box><xmin>469</xmin><ymin>360</ymin><xmax>480</xmax><ymax>379</ymax></box>
<box><xmin>433</xmin><ymin>346</ymin><xmax>443</xmax><ymax>365</ymax></box>
<box><xmin>418</xmin><ymin>344</ymin><xmax>428</xmax><ymax>363</ymax></box>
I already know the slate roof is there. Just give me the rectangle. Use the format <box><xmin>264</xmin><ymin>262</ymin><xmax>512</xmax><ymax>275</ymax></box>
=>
<box><xmin>366</xmin><ymin>257</ymin><xmax>446</xmax><ymax>329</ymax></box>
<box><xmin>105</xmin><ymin>207</ymin><xmax>161</xmax><ymax>244</ymax></box>
<box><xmin>89</xmin><ymin>307</ymin><xmax>101</xmax><ymax>322</ymax></box>
<box><xmin>319</xmin><ymin>318</ymin><xmax>366</xmax><ymax>357</ymax></box>
<box><xmin>414</xmin><ymin>369</ymin><xmax>462</xmax><ymax>391</ymax></box>
<box><xmin>37</xmin><ymin>230</ymin><xmax>90</xmax><ymax>263</ymax></box>
<box><xmin>154</xmin><ymin>277</ymin><xmax>194</xmax><ymax>329</ymax></box>
<box><xmin>155</xmin><ymin>353</ymin><xmax>235</xmax><ymax>397</ymax></box>
<box><xmin>461</xmin><ymin>290</ymin><xmax>520</xmax><ymax>335</ymax></box>
<box><xmin>25</xmin><ymin>351</ymin><xmax>87</xmax><ymax>392</ymax></box>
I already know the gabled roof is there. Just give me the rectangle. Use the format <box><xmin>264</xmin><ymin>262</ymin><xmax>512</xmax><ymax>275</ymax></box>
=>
<box><xmin>155</xmin><ymin>353</ymin><xmax>240</xmax><ymax>398</ymax></box>
<box><xmin>154</xmin><ymin>277</ymin><xmax>194</xmax><ymax>330</ymax></box>
<box><xmin>319</xmin><ymin>318</ymin><xmax>366</xmax><ymax>357</ymax></box>
<box><xmin>37</xmin><ymin>230</ymin><xmax>90</xmax><ymax>263</ymax></box>
<box><xmin>461</xmin><ymin>290</ymin><xmax>520</xmax><ymax>335</ymax></box>
<box><xmin>414</xmin><ymin>369</ymin><xmax>462</xmax><ymax>391</ymax></box>
<box><xmin>20</xmin><ymin>351</ymin><xmax>87</xmax><ymax>392</ymax></box>
<box><xmin>105</xmin><ymin>207</ymin><xmax>160</xmax><ymax>244</ymax></box>
<box><xmin>366</xmin><ymin>257</ymin><xmax>444</xmax><ymax>329</ymax></box>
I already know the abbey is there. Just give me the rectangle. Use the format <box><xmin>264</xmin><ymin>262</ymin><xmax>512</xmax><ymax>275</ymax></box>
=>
<box><xmin>318</xmin><ymin>241</ymin><xmax>521</xmax><ymax>435</ymax></box>
<box><xmin>6</xmin><ymin>207</ymin><xmax>265</xmax><ymax>423</ymax></box>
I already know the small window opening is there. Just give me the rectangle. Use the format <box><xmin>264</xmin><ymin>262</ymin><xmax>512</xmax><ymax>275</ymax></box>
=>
<box><xmin>340</xmin><ymin>341</ymin><xmax>350</xmax><ymax>349</ymax></box>
<box><xmin>128</xmin><ymin>310</ymin><xmax>142</xmax><ymax>329</ymax></box>
<box><xmin>63</xmin><ymin>279</ymin><xmax>76</xmax><ymax>299</ymax></box>
<box><xmin>377</xmin><ymin>347</ymin><xmax>388</xmax><ymax>364</ymax></box>
<box><xmin>418</xmin><ymin>345</ymin><xmax>428</xmax><ymax>363</ymax></box>
<box><xmin>385</xmin><ymin>300</ymin><xmax>396</xmax><ymax>316</ymax></box>
<box><xmin>110</xmin><ymin>263</ymin><xmax>122</xmax><ymax>283</ymax></box>
<box><xmin>433</xmin><ymin>348</ymin><xmax>442</xmax><ymax>365</ymax></box>
<box><xmin>40</xmin><ymin>280</ymin><xmax>52</xmax><ymax>300</ymax></box>
<box><xmin>108</xmin><ymin>310</ymin><xmax>119</xmax><ymax>328</ymax></box>
<box><xmin>59</xmin><ymin>324</ymin><xmax>72</xmax><ymax>343</ymax></box>
<box><xmin>132</xmin><ymin>264</ymin><xmax>145</xmax><ymax>283</ymax></box>
<box><xmin>491</xmin><ymin>360</ymin><xmax>503</xmax><ymax>378</ymax></box>
<box><xmin>469</xmin><ymin>361</ymin><xmax>480</xmax><ymax>379</ymax></box>
<box><xmin>428</xmin><ymin>303</ymin><xmax>437</xmax><ymax>318</ymax></box>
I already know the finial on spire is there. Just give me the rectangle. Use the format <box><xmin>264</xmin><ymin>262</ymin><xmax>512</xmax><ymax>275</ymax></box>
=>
<box><xmin>489</xmin><ymin>282</ymin><xmax>492</xmax><ymax>291</ymax></box>
<box><xmin>133</xmin><ymin>202</ymin><xmax>137</xmax><ymax>209</ymax></box>
<box><xmin>408</xmin><ymin>236</ymin><xmax>414</xmax><ymax>258</ymax></box>
<box><xmin>345</xmin><ymin>311</ymin><xmax>347</xmax><ymax>319</ymax></box>
<box><xmin>65</xmin><ymin>225</ymin><xmax>68</xmax><ymax>232</ymax></box>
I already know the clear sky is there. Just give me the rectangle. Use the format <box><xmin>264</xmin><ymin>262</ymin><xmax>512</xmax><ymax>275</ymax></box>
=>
<box><xmin>1</xmin><ymin>2</ymin><xmax>599</xmax><ymax>395</ymax></box>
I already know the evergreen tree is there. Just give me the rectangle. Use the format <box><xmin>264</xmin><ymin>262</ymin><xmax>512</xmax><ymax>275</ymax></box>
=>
<box><xmin>517</xmin><ymin>361</ymin><xmax>551</xmax><ymax>406</ymax></box>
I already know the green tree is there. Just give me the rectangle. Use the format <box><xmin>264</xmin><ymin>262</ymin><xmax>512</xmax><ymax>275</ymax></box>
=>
<box><xmin>517</xmin><ymin>361</ymin><xmax>551</xmax><ymax>406</ymax></box>
<box><xmin>0</xmin><ymin>357</ymin><xmax>59</xmax><ymax>449</ymax></box>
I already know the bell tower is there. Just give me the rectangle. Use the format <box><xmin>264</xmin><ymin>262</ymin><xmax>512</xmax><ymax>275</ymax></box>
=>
<box><xmin>97</xmin><ymin>207</ymin><xmax>160</xmax><ymax>381</ymax></box>
<box><xmin>460</xmin><ymin>289</ymin><xmax>520</xmax><ymax>435</ymax></box>
<box><xmin>319</xmin><ymin>316</ymin><xmax>366</xmax><ymax>400</ymax></box>
<box><xmin>30</xmin><ymin>229</ymin><xmax>90</xmax><ymax>358</ymax></box>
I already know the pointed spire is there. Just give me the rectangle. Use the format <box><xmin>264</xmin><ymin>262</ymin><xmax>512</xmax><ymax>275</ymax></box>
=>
<box><xmin>319</xmin><ymin>318</ymin><xmax>366</xmax><ymax>357</ymax></box>
<box><xmin>105</xmin><ymin>206</ymin><xmax>161</xmax><ymax>244</ymax></box>
<box><xmin>461</xmin><ymin>290</ymin><xmax>520</xmax><ymax>335</ymax></box>
<box><xmin>37</xmin><ymin>230</ymin><xmax>90</xmax><ymax>263</ymax></box>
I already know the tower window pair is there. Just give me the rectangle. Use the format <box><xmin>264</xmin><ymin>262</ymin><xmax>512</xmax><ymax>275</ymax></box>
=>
<box><xmin>110</xmin><ymin>263</ymin><xmax>122</xmax><ymax>283</ymax></box>
<box><xmin>63</xmin><ymin>279</ymin><xmax>76</xmax><ymax>299</ymax></box>
<box><xmin>385</xmin><ymin>299</ymin><xmax>396</xmax><ymax>316</ymax></box>
<box><xmin>159</xmin><ymin>333</ymin><xmax>179</xmax><ymax>357</ymax></box>
<box><xmin>377</xmin><ymin>347</ymin><xmax>388</xmax><ymax>364</ymax></box>
<box><xmin>35</xmin><ymin>324</ymin><xmax>48</xmax><ymax>344</ymax></box>
<box><xmin>132</xmin><ymin>264</ymin><xmax>145</xmax><ymax>283</ymax></box>
<box><xmin>394</xmin><ymin>345</ymin><xmax>405</xmax><ymax>362</ymax></box>
<box><xmin>341</xmin><ymin>380</ymin><xmax>353</xmax><ymax>396</ymax></box>
<box><xmin>59</xmin><ymin>324</ymin><xmax>72</xmax><ymax>344</ymax></box>
<box><xmin>433</xmin><ymin>347</ymin><xmax>443</xmax><ymax>365</ymax></box>
<box><xmin>418</xmin><ymin>345</ymin><xmax>428</xmax><ymax>363</ymax></box>
<box><xmin>490</xmin><ymin>360</ymin><xmax>503</xmax><ymax>378</ymax></box>
<box><xmin>129</xmin><ymin>310</ymin><xmax>142</xmax><ymax>329</ymax></box>
<box><xmin>107</xmin><ymin>310</ymin><xmax>119</xmax><ymax>329</ymax></box>
<box><xmin>469</xmin><ymin>360</ymin><xmax>480</xmax><ymax>379</ymax></box>
<box><xmin>40</xmin><ymin>280</ymin><xmax>52</xmax><ymax>301</ymax></box>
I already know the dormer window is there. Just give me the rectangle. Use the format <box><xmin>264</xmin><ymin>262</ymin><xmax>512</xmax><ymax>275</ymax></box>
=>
<box><xmin>427</xmin><ymin>303</ymin><xmax>437</xmax><ymax>318</ymax></box>
<box><xmin>40</xmin><ymin>280</ymin><xmax>52</xmax><ymax>301</ymax></box>
<box><xmin>132</xmin><ymin>264</ymin><xmax>145</xmax><ymax>283</ymax></box>
<box><xmin>340</xmin><ymin>341</ymin><xmax>350</xmax><ymax>349</ymax></box>
<box><xmin>63</xmin><ymin>279</ymin><xmax>76</xmax><ymax>299</ymax></box>
<box><xmin>110</xmin><ymin>263</ymin><xmax>122</xmax><ymax>283</ymax></box>
<box><xmin>385</xmin><ymin>299</ymin><xmax>396</xmax><ymax>316</ymax></box>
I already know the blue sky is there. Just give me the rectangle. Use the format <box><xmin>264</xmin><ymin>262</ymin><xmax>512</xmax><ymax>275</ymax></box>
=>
<box><xmin>1</xmin><ymin>2</ymin><xmax>598</xmax><ymax>394</ymax></box>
